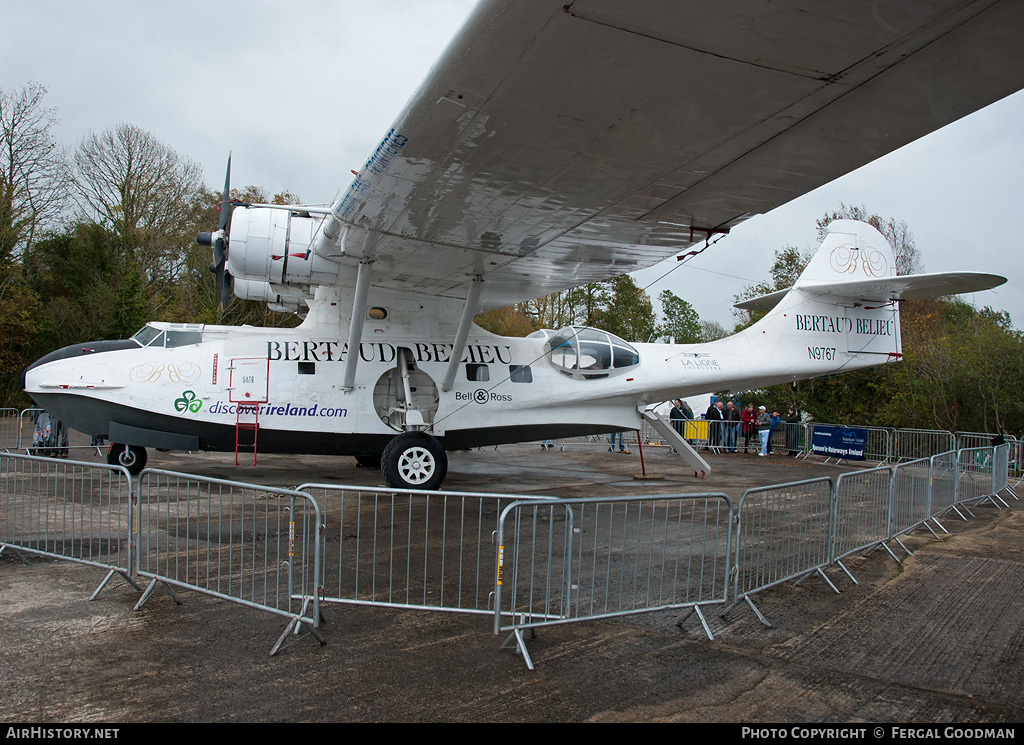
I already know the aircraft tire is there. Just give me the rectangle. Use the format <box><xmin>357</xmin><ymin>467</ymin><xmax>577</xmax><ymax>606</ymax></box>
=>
<box><xmin>106</xmin><ymin>443</ymin><xmax>147</xmax><ymax>475</ymax></box>
<box><xmin>380</xmin><ymin>432</ymin><xmax>447</xmax><ymax>491</ymax></box>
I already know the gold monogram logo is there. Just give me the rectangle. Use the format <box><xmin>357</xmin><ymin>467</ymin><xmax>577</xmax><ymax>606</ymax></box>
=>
<box><xmin>129</xmin><ymin>361</ymin><xmax>202</xmax><ymax>384</ymax></box>
<box><xmin>829</xmin><ymin>244</ymin><xmax>888</xmax><ymax>278</ymax></box>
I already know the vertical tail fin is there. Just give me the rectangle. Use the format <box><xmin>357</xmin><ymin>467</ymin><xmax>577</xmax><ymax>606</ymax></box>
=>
<box><xmin>794</xmin><ymin>220</ymin><xmax>896</xmax><ymax>287</ymax></box>
<box><xmin>737</xmin><ymin>220</ymin><xmax>903</xmax><ymax>370</ymax></box>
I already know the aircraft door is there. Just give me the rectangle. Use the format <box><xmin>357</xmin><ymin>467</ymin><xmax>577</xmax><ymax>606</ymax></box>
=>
<box><xmin>229</xmin><ymin>357</ymin><xmax>270</xmax><ymax>404</ymax></box>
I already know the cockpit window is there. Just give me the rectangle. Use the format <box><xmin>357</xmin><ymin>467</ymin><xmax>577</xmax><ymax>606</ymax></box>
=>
<box><xmin>131</xmin><ymin>325</ymin><xmax>163</xmax><ymax>347</ymax></box>
<box><xmin>131</xmin><ymin>325</ymin><xmax>203</xmax><ymax>348</ymax></box>
<box><xmin>165</xmin><ymin>330</ymin><xmax>203</xmax><ymax>347</ymax></box>
<box><xmin>546</xmin><ymin>326</ymin><xmax>640</xmax><ymax>380</ymax></box>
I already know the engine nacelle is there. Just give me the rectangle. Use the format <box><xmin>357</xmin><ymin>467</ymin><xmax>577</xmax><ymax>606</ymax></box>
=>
<box><xmin>232</xmin><ymin>278</ymin><xmax>309</xmax><ymax>313</ymax></box>
<box><xmin>227</xmin><ymin>207</ymin><xmax>340</xmax><ymax>303</ymax></box>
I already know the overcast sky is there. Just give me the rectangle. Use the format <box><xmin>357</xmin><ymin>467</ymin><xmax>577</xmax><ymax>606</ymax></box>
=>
<box><xmin>4</xmin><ymin>0</ymin><xmax>1022</xmax><ymax>329</ymax></box>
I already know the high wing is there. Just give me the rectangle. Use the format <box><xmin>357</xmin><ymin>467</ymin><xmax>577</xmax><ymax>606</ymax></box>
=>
<box><xmin>253</xmin><ymin>1</ymin><xmax>1024</xmax><ymax>312</ymax></box>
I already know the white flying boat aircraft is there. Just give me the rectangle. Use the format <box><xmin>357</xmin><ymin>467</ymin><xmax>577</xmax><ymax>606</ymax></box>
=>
<box><xmin>24</xmin><ymin>1</ymin><xmax>1020</xmax><ymax>489</ymax></box>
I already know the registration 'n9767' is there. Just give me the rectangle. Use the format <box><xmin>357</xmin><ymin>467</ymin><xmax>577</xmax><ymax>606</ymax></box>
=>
<box><xmin>808</xmin><ymin>346</ymin><xmax>837</xmax><ymax>361</ymax></box>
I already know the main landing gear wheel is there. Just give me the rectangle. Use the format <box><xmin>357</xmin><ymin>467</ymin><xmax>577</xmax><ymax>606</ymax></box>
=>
<box><xmin>106</xmin><ymin>443</ymin><xmax>147</xmax><ymax>475</ymax></box>
<box><xmin>381</xmin><ymin>432</ymin><xmax>447</xmax><ymax>491</ymax></box>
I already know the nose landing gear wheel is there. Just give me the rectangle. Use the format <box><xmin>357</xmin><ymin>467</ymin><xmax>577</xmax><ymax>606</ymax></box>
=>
<box><xmin>106</xmin><ymin>443</ymin><xmax>147</xmax><ymax>475</ymax></box>
<box><xmin>381</xmin><ymin>432</ymin><xmax>447</xmax><ymax>491</ymax></box>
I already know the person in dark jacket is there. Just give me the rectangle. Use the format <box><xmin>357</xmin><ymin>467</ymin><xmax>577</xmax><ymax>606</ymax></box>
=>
<box><xmin>785</xmin><ymin>406</ymin><xmax>801</xmax><ymax>456</ymax></box>
<box><xmin>723</xmin><ymin>401</ymin><xmax>742</xmax><ymax>452</ymax></box>
<box><xmin>705</xmin><ymin>401</ymin><xmax>723</xmax><ymax>450</ymax></box>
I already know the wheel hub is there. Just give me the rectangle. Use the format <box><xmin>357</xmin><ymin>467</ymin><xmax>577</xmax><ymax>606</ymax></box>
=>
<box><xmin>398</xmin><ymin>446</ymin><xmax>434</xmax><ymax>484</ymax></box>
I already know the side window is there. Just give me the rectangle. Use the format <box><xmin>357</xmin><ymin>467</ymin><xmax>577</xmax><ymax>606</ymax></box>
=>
<box><xmin>509</xmin><ymin>365</ymin><xmax>532</xmax><ymax>383</ymax></box>
<box><xmin>165</xmin><ymin>330</ymin><xmax>203</xmax><ymax>348</ymax></box>
<box><xmin>298</xmin><ymin>362</ymin><xmax>315</xmax><ymax>375</ymax></box>
<box><xmin>466</xmin><ymin>364</ymin><xmax>489</xmax><ymax>382</ymax></box>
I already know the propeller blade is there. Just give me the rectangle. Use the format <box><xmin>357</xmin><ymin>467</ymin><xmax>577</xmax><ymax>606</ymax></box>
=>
<box><xmin>197</xmin><ymin>153</ymin><xmax>233</xmax><ymax>318</ymax></box>
<box><xmin>218</xmin><ymin>152</ymin><xmax>232</xmax><ymax>232</ymax></box>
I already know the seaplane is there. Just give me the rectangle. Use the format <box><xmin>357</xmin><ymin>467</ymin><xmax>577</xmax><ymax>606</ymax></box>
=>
<box><xmin>23</xmin><ymin>1</ymin><xmax>1019</xmax><ymax>490</ymax></box>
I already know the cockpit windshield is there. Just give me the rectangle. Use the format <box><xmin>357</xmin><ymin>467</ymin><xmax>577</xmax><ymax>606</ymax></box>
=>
<box><xmin>131</xmin><ymin>324</ymin><xmax>203</xmax><ymax>348</ymax></box>
<box><xmin>543</xmin><ymin>326</ymin><xmax>640</xmax><ymax>380</ymax></box>
<box><xmin>131</xmin><ymin>325</ymin><xmax>163</xmax><ymax>347</ymax></box>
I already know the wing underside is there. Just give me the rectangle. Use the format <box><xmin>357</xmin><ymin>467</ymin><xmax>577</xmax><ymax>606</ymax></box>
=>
<box><xmin>299</xmin><ymin>1</ymin><xmax>1024</xmax><ymax>310</ymax></box>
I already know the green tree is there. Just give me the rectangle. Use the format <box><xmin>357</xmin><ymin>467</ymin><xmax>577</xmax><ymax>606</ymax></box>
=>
<box><xmin>593</xmin><ymin>275</ymin><xmax>656</xmax><ymax>342</ymax></box>
<box><xmin>732</xmin><ymin>245</ymin><xmax>811</xmax><ymax>330</ymax></box>
<box><xmin>656</xmin><ymin>289</ymin><xmax>701</xmax><ymax>343</ymax></box>
<box><xmin>0</xmin><ymin>270</ymin><xmax>42</xmax><ymax>405</ymax></box>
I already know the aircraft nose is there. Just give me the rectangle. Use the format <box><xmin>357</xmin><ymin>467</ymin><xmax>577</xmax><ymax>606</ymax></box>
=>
<box><xmin>22</xmin><ymin>339</ymin><xmax>140</xmax><ymax>390</ymax></box>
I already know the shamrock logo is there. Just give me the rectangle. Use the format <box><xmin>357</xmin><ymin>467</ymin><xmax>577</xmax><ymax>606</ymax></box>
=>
<box><xmin>174</xmin><ymin>390</ymin><xmax>202</xmax><ymax>414</ymax></box>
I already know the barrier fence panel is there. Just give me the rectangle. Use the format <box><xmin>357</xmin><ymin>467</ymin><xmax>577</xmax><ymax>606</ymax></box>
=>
<box><xmin>831</xmin><ymin>465</ymin><xmax>894</xmax><ymax>564</ymax></box>
<box><xmin>955</xmin><ymin>447</ymin><xmax>1001</xmax><ymax>507</ymax></box>
<box><xmin>805</xmin><ymin>423</ymin><xmax>891</xmax><ymax>463</ymax></box>
<box><xmin>18</xmin><ymin>407</ymin><xmax>103</xmax><ymax>456</ymax></box>
<box><xmin>0</xmin><ymin>452</ymin><xmax>135</xmax><ymax>598</ymax></box>
<box><xmin>993</xmin><ymin>443</ymin><xmax>1012</xmax><ymax>497</ymax></box>
<box><xmin>768</xmin><ymin>422</ymin><xmax>807</xmax><ymax>456</ymax></box>
<box><xmin>889</xmin><ymin>457</ymin><xmax>934</xmax><ymax>538</ymax></box>
<box><xmin>495</xmin><ymin>494</ymin><xmax>733</xmax><ymax>668</ymax></box>
<box><xmin>955</xmin><ymin>437</ymin><xmax>1017</xmax><ymax>499</ymax></box>
<box><xmin>895</xmin><ymin>429</ymin><xmax>956</xmax><ymax>462</ymax></box>
<box><xmin>928</xmin><ymin>451</ymin><xmax>959</xmax><ymax>518</ymax></box>
<box><xmin>863</xmin><ymin>427</ymin><xmax>895</xmax><ymax>463</ymax></box>
<box><xmin>804</xmin><ymin>422</ymin><xmax>845</xmax><ymax>461</ymax></box>
<box><xmin>729</xmin><ymin>477</ymin><xmax>835</xmax><ymax>624</ymax></box>
<box><xmin>0</xmin><ymin>408</ymin><xmax>19</xmax><ymax>450</ymax></box>
<box><xmin>298</xmin><ymin>484</ymin><xmax>553</xmax><ymax>616</ymax></box>
<box><xmin>135</xmin><ymin>469</ymin><xmax>322</xmax><ymax>654</ymax></box>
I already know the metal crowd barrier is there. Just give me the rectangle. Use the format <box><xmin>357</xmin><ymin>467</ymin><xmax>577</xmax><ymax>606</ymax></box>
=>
<box><xmin>298</xmin><ymin>483</ymin><xmax>555</xmax><ymax>617</ymax></box>
<box><xmin>2</xmin><ymin>435</ymin><xmax>1017</xmax><ymax>667</ymax></box>
<box><xmin>928</xmin><ymin>450</ymin><xmax>959</xmax><ymax>520</ymax></box>
<box><xmin>889</xmin><ymin>457</ymin><xmax>935</xmax><ymax>539</ymax></box>
<box><xmin>831</xmin><ymin>465</ymin><xmax>896</xmax><ymax>565</ymax></box>
<box><xmin>17</xmin><ymin>407</ymin><xmax>103</xmax><ymax>456</ymax></box>
<box><xmin>0</xmin><ymin>452</ymin><xmax>136</xmax><ymax>598</ymax></box>
<box><xmin>894</xmin><ymin>428</ymin><xmax>956</xmax><ymax>462</ymax></box>
<box><xmin>804</xmin><ymin>422</ymin><xmax>892</xmax><ymax>463</ymax></box>
<box><xmin>494</xmin><ymin>493</ymin><xmax>733</xmax><ymax>669</ymax></box>
<box><xmin>134</xmin><ymin>469</ymin><xmax>323</xmax><ymax>655</ymax></box>
<box><xmin>862</xmin><ymin>426</ymin><xmax>895</xmax><ymax>462</ymax></box>
<box><xmin>0</xmin><ymin>408</ymin><xmax>19</xmax><ymax>450</ymax></box>
<box><xmin>955</xmin><ymin>446</ymin><xmax>1009</xmax><ymax>509</ymax></box>
<box><xmin>726</xmin><ymin>477</ymin><xmax>836</xmax><ymax>625</ymax></box>
<box><xmin>767</xmin><ymin>422</ymin><xmax>808</xmax><ymax>456</ymax></box>
<box><xmin>990</xmin><ymin>444</ymin><xmax>1018</xmax><ymax>502</ymax></box>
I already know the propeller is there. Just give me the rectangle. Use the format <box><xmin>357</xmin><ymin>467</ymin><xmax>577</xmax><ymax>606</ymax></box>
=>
<box><xmin>197</xmin><ymin>153</ymin><xmax>233</xmax><ymax>317</ymax></box>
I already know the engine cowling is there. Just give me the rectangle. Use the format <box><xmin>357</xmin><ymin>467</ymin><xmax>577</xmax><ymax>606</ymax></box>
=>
<box><xmin>226</xmin><ymin>206</ymin><xmax>340</xmax><ymax>310</ymax></box>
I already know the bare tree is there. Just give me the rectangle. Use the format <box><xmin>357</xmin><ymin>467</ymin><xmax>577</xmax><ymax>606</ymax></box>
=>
<box><xmin>73</xmin><ymin>123</ymin><xmax>204</xmax><ymax>284</ymax></box>
<box><xmin>0</xmin><ymin>82</ymin><xmax>69</xmax><ymax>263</ymax></box>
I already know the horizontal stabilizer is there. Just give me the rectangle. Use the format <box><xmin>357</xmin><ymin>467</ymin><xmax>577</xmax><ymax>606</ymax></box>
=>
<box><xmin>797</xmin><ymin>272</ymin><xmax>1006</xmax><ymax>304</ymax></box>
<box><xmin>735</xmin><ymin>272</ymin><xmax>1005</xmax><ymax>311</ymax></box>
<box><xmin>733</xmin><ymin>288</ymin><xmax>790</xmax><ymax>312</ymax></box>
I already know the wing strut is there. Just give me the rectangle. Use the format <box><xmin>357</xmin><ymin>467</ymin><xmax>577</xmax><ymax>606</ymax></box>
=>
<box><xmin>341</xmin><ymin>261</ymin><xmax>374</xmax><ymax>392</ymax></box>
<box><xmin>441</xmin><ymin>278</ymin><xmax>484</xmax><ymax>393</ymax></box>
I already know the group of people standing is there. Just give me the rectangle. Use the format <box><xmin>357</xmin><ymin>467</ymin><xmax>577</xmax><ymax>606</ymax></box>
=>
<box><xmin>670</xmin><ymin>399</ymin><xmax>801</xmax><ymax>457</ymax></box>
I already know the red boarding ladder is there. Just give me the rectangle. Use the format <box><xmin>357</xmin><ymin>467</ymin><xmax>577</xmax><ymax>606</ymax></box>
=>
<box><xmin>228</xmin><ymin>357</ymin><xmax>270</xmax><ymax>466</ymax></box>
<box><xmin>235</xmin><ymin>403</ymin><xmax>260</xmax><ymax>465</ymax></box>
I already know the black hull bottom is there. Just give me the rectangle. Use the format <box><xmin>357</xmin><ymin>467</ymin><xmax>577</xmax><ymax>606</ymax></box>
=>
<box><xmin>29</xmin><ymin>392</ymin><xmax>627</xmax><ymax>456</ymax></box>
